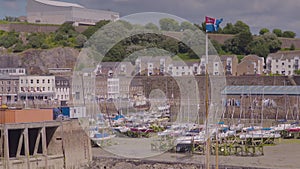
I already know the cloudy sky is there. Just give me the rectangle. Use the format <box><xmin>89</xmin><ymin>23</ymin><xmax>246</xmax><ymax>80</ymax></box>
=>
<box><xmin>0</xmin><ymin>0</ymin><xmax>299</xmax><ymax>36</ymax></box>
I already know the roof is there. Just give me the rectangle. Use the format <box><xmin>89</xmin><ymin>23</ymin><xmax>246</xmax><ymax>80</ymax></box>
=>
<box><xmin>267</xmin><ymin>50</ymin><xmax>300</xmax><ymax>60</ymax></box>
<box><xmin>34</xmin><ymin>0</ymin><xmax>84</xmax><ymax>8</ymax></box>
<box><xmin>222</xmin><ymin>86</ymin><xmax>300</xmax><ymax>95</ymax></box>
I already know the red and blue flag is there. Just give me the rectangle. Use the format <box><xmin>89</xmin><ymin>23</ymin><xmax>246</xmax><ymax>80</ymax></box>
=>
<box><xmin>205</xmin><ymin>16</ymin><xmax>223</xmax><ymax>32</ymax></box>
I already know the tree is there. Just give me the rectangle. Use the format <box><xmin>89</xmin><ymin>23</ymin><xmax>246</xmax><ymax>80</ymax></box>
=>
<box><xmin>233</xmin><ymin>21</ymin><xmax>250</xmax><ymax>34</ymax></box>
<box><xmin>75</xmin><ymin>34</ymin><xmax>87</xmax><ymax>48</ymax></box>
<box><xmin>262</xmin><ymin>33</ymin><xmax>281</xmax><ymax>53</ymax></box>
<box><xmin>211</xmin><ymin>39</ymin><xmax>225</xmax><ymax>54</ymax></box>
<box><xmin>0</xmin><ymin>31</ymin><xmax>20</xmax><ymax>48</ymax></box>
<box><xmin>82</xmin><ymin>20</ymin><xmax>110</xmax><ymax>39</ymax></box>
<box><xmin>12</xmin><ymin>42</ymin><xmax>27</xmax><ymax>53</ymax></box>
<box><xmin>27</xmin><ymin>33</ymin><xmax>45</xmax><ymax>48</ymax></box>
<box><xmin>272</xmin><ymin>29</ymin><xmax>282</xmax><ymax>37</ymax></box>
<box><xmin>144</xmin><ymin>23</ymin><xmax>159</xmax><ymax>31</ymax></box>
<box><xmin>290</xmin><ymin>43</ymin><xmax>295</xmax><ymax>50</ymax></box>
<box><xmin>222</xmin><ymin>31</ymin><xmax>253</xmax><ymax>55</ymax></box>
<box><xmin>246</xmin><ymin>33</ymin><xmax>281</xmax><ymax>58</ymax></box>
<box><xmin>246</xmin><ymin>37</ymin><xmax>269</xmax><ymax>58</ymax></box>
<box><xmin>180</xmin><ymin>21</ymin><xmax>196</xmax><ymax>31</ymax></box>
<box><xmin>259</xmin><ymin>28</ymin><xmax>270</xmax><ymax>35</ymax></box>
<box><xmin>159</xmin><ymin>18</ymin><xmax>180</xmax><ymax>31</ymax></box>
<box><xmin>282</xmin><ymin>31</ymin><xmax>296</xmax><ymax>38</ymax></box>
<box><xmin>222</xmin><ymin>23</ymin><xmax>235</xmax><ymax>34</ymax></box>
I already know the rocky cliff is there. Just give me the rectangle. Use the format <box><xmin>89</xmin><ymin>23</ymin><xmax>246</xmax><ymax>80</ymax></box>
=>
<box><xmin>0</xmin><ymin>47</ymin><xmax>79</xmax><ymax>75</ymax></box>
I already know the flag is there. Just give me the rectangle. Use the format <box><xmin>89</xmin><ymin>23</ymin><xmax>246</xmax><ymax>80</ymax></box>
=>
<box><xmin>205</xmin><ymin>16</ymin><xmax>223</xmax><ymax>32</ymax></box>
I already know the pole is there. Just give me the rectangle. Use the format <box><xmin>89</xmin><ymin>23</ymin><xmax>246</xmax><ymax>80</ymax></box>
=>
<box><xmin>205</xmin><ymin>32</ymin><xmax>210</xmax><ymax>169</ymax></box>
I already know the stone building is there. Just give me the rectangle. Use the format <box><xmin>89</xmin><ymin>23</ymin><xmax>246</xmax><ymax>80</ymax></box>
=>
<box><xmin>237</xmin><ymin>55</ymin><xmax>264</xmax><ymax>76</ymax></box>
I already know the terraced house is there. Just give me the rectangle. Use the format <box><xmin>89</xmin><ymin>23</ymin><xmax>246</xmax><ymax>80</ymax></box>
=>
<box><xmin>266</xmin><ymin>51</ymin><xmax>300</xmax><ymax>75</ymax></box>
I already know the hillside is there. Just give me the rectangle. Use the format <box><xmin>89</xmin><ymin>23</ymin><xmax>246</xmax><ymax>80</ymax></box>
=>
<box><xmin>0</xmin><ymin>47</ymin><xmax>79</xmax><ymax>75</ymax></box>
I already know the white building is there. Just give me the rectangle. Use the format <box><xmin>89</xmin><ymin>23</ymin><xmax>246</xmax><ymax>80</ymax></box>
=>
<box><xmin>266</xmin><ymin>51</ymin><xmax>300</xmax><ymax>75</ymax></box>
<box><xmin>0</xmin><ymin>68</ymin><xmax>26</xmax><ymax>76</ymax></box>
<box><xmin>27</xmin><ymin>0</ymin><xmax>119</xmax><ymax>25</ymax></box>
<box><xmin>107</xmin><ymin>78</ymin><xmax>119</xmax><ymax>99</ymax></box>
<box><xmin>200</xmin><ymin>55</ymin><xmax>224</xmax><ymax>76</ymax></box>
<box><xmin>19</xmin><ymin>76</ymin><xmax>55</xmax><ymax>100</ymax></box>
<box><xmin>55</xmin><ymin>76</ymin><xmax>70</xmax><ymax>105</ymax></box>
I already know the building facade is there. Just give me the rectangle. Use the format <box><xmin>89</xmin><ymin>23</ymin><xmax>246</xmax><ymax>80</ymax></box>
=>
<box><xmin>0</xmin><ymin>68</ymin><xmax>26</xmax><ymax>76</ymax></box>
<box><xmin>19</xmin><ymin>76</ymin><xmax>55</xmax><ymax>100</ymax></box>
<box><xmin>0</xmin><ymin>76</ymin><xmax>19</xmax><ymax>104</ymax></box>
<box><xmin>55</xmin><ymin>76</ymin><xmax>70</xmax><ymax>105</ymax></box>
<box><xmin>266</xmin><ymin>51</ymin><xmax>300</xmax><ymax>75</ymax></box>
<box><xmin>237</xmin><ymin>55</ymin><xmax>264</xmax><ymax>76</ymax></box>
<box><xmin>27</xmin><ymin>0</ymin><xmax>119</xmax><ymax>25</ymax></box>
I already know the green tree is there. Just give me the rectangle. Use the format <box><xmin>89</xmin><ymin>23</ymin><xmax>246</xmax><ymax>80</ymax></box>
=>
<box><xmin>247</xmin><ymin>37</ymin><xmax>269</xmax><ymax>58</ymax></box>
<box><xmin>282</xmin><ymin>31</ymin><xmax>296</xmax><ymax>38</ymax></box>
<box><xmin>262</xmin><ymin>33</ymin><xmax>281</xmax><ymax>53</ymax></box>
<box><xmin>159</xmin><ymin>18</ymin><xmax>180</xmax><ymax>31</ymax></box>
<box><xmin>211</xmin><ymin>39</ymin><xmax>225</xmax><ymax>54</ymax></box>
<box><xmin>12</xmin><ymin>42</ymin><xmax>27</xmax><ymax>53</ymax></box>
<box><xmin>180</xmin><ymin>21</ymin><xmax>196</xmax><ymax>31</ymax></box>
<box><xmin>223</xmin><ymin>31</ymin><xmax>253</xmax><ymax>55</ymax></box>
<box><xmin>0</xmin><ymin>31</ymin><xmax>20</xmax><ymax>48</ymax></box>
<box><xmin>246</xmin><ymin>33</ymin><xmax>281</xmax><ymax>58</ymax></box>
<box><xmin>290</xmin><ymin>43</ymin><xmax>295</xmax><ymax>50</ymax></box>
<box><xmin>75</xmin><ymin>34</ymin><xmax>87</xmax><ymax>48</ymax></box>
<box><xmin>82</xmin><ymin>20</ymin><xmax>110</xmax><ymax>39</ymax></box>
<box><xmin>27</xmin><ymin>33</ymin><xmax>45</xmax><ymax>48</ymax></box>
<box><xmin>272</xmin><ymin>29</ymin><xmax>282</xmax><ymax>37</ymax></box>
<box><xmin>222</xmin><ymin>23</ymin><xmax>235</xmax><ymax>34</ymax></box>
<box><xmin>144</xmin><ymin>23</ymin><xmax>159</xmax><ymax>31</ymax></box>
<box><xmin>233</xmin><ymin>20</ymin><xmax>250</xmax><ymax>34</ymax></box>
<box><xmin>259</xmin><ymin>28</ymin><xmax>270</xmax><ymax>35</ymax></box>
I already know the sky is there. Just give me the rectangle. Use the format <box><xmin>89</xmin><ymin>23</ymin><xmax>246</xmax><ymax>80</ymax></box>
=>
<box><xmin>0</xmin><ymin>0</ymin><xmax>300</xmax><ymax>36</ymax></box>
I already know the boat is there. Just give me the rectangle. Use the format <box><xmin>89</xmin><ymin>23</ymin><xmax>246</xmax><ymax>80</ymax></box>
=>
<box><xmin>89</xmin><ymin>125</ymin><xmax>116</xmax><ymax>147</ymax></box>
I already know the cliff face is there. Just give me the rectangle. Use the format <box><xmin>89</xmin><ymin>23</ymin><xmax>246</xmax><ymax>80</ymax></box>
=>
<box><xmin>0</xmin><ymin>47</ymin><xmax>79</xmax><ymax>75</ymax></box>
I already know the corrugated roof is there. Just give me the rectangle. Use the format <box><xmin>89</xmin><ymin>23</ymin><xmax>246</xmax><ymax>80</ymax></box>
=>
<box><xmin>34</xmin><ymin>0</ymin><xmax>84</xmax><ymax>8</ymax></box>
<box><xmin>222</xmin><ymin>86</ymin><xmax>300</xmax><ymax>95</ymax></box>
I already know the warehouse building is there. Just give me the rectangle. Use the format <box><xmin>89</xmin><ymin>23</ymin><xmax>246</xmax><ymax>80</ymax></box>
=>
<box><xmin>27</xmin><ymin>0</ymin><xmax>119</xmax><ymax>25</ymax></box>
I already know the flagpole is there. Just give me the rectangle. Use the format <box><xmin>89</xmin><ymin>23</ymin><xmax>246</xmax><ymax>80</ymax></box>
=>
<box><xmin>205</xmin><ymin>31</ymin><xmax>210</xmax><ymax>169</ymax></box>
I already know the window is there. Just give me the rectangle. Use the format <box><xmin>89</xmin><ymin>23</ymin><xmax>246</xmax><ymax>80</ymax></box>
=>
<box><xmin>276</xmin><ymin>59</ymin><xmax>278</xmax><ymax>62</ymax></box>
<box><xmin>43</xmin><ymin>87</ymin><xmax>45</xmax><ymax>91</ymax></box>
<box><xmin>282</xmin><ymin>62</ymin><xmax>284</xmax><ymax>65</ymax></box>
<box><xmin>21</xmin><ymin>79</ymin><xmax>23</xmax><ymax>84</ymax></box>
<box><xmin>42</xmin><ymin>79</ymin><xmax>45</xmax><ymax>83</ymax></box>
<box><xmin>48</xmin><ymin>79</ymin><xmax>50</xmax><ymax>83</ymax></box>
<box><xmin>30</xmin><ymin>79</ymin><xmax>33</xmax><ymax>84</ymax></box>
<box><xmin>288</xmin><ymin>65</ymin><xmax>291</xmax><ymax>68</ymax></box>
<box><xmin>37</xmin><ymin>79</ymin><xmax>39</xmax><ymax>84</ymax></box>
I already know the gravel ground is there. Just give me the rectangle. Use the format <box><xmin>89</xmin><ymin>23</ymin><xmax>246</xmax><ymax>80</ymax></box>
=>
<box><xmin>87</xmin><ymin>139</ymin><xmax>300</xmax><ymax>169</ymax></box>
